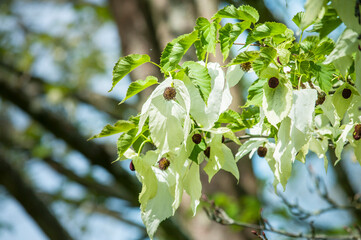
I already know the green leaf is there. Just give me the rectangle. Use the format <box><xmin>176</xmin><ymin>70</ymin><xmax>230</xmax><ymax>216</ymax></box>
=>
<box><xmin>332</xmin><ymin>83</ymin><xmax>359</xmax><ymax>119</ymax></box>
<box><xmin>160</xmin><ymin>31</ymin><xmax>198</xmax><ymax>72</ymax></box>
<box><xmin>273</xmin><ymin>117</ymin><xmax>294</xmax><ymax>189</ymax></box>
<box><xmin>110</xmin><ymin>54</ymin><xmax>151</xmax><ymax>92</ymax></box>
<box><xmin>117</xmin><ymin>128</ymin><xmax>139</xmax><ymax>158</ymax></box>
<box><xmin>335</xmin><ymin>124</ymin><xmax>354</xmax><ymax>163</ymax></box>
<box><xmin>89</xmin><ymin>120</ymin><xmax>136</xmax><ymax>140</ymax></box>
<box><xmin>292</xmin><ymin>12</ymin><xmax>305</xmax><ymax>29</ymax></box>
<box><xmin>189</xmin><ymin>142</ymin><xmax>206</xmax><ymax>164</ymax></box>
<box><xmin>182</xmin><ymin>61</ymin><xmax>212</xmax><ymax>103</ymax></box>
<box><xmin>246</xmin><ymin>22</ymin><xmax>288</xmax><ymax>46</ymax></box>
<box><xmin>245</xmin><ymin>79</ymin><xmax>265</xmax><ymax>107</ymax></box>
<box><xmin>195</xmin><ymin>18</ymin><xmax>220</xmax><ymax>57</ymax></box>
<box><xmin>356</xmin><ymin>51</ymin><xmax>361</xmax><ymax>94</ymax></box>
<box><xmin>324</xmin><ymin>28</ymin><xmax>359</xmax><ymax>77</ymax></box>
<box><xmin>310</xmin><ymin>62</ymin><xmax>334</xmax><ymax>93</ymax></box>
<box><xmin>348</xmin><ymin>95</ymin><xmax>361</xmax><ymax>123</ymax></box>
<box><xmin>218</xmin><ymin>110</ymin><xmax>246</xmax><ymax>131</ymax></box>
<box><xmin>262</xmin><ymin>78</ymin><xmax>293</xmax><ymax>127</ymax></box>
<box><xmin>320</xmin><ymin>95</ymin><xmax>341</xmax><ymax>127</ymax></box>
<box><xmin>219</xmin><ymin>22</ymin><xmax>250</xmax><ymax>61</ymax></box>
<box><xmin>300</xmin><ymin>0</ymin><xmax>326</xmax><ymax>30</ymax></box>
<box><xmin>252</xmin><ymin>47</ymin><xmax>277</xmax><ymax>73</ymax></box>
<box><xmin>332</xmin><ymin>0</ymin><xmax>361</xmax><ymax>33</ymax></box>
<box><xmin>227</xmin><ymin>51</ymin><xmax>259</xmax><ymax>66</ymax></box>
<box><xmin>183</xmin><ymin>162</ymin><xmax>202</xmax><ymax>215</ymax></box>
<box><xmin>288</xmin><ymin>89</ymin><xmax>317</xmax><ymax>133</ymax></box>
<box><xmin>309</xmin><ymin>7</ymin><xmax>342</xmax><ymax>39</ymax></box>
<box><xmin>212</xmin><ymin>5</ymin><xmax>259</xmax><ymax>23</ymax></box>
<box><xmin>235</xmin><ymin>139</ymin><xmax>268</xmax><ymax>161</ymax></box>
<box><xmin>276</xmin><ymin>48</ymin><xmax>291</xmax><ymax>65</ymax></box>
<box><xmin>120</xmin><ymin>76</ymin><xmax>158</xmax><ymax>104</ymax></box>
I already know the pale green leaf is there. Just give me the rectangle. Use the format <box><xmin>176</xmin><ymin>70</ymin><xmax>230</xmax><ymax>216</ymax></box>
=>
<box><xmin>212</xmin><ymin>5</ymin><xmax>259</xmax><ymax>23</ymax></box>
<box><xmin>141</xmin><ymin>168</ymin><xmax>176</xmax><ymax>239</ymax></box>
<box><xmin>262</xmin><ymin>78</ymin><xmax>293</xmax><ymax>127</ymax></box>
<box><xmin>288</xmin><ymin>89</ymin><xmax>317</xmax><ymax>132</ymax></box>
<box><xmin>219</xmin><ymin>22</ymin><xmax>250</xmax><ymax>61</ymax></box>
<box><xmin>309</xmin><ymin>8</ymin><xmax>342</xmax><ymax>39</ymax></box>
<box><xmin>301</xmin><ymin>0</ymin><xmax>326</xmax><ymax>30</ymax></box>
<box><xmin>332</xmin><ymin>83</ymin><xmax>359</xmax><ymax>119</ymax></box>
<box><xmin>353</xmin><ymin>140</ymin><xmax>361</xmax><ymax>165</ymax></box>
<box><xmin>110</xmin><ymin>54</ymin><xmax>151</xmax><ymax>92</ymax></box>
<box><xmin>226</xmin><ymin>64</ymin><xmax>244</xmax><ymax>88</ymax></box>
<box><xmin>89</xmin><ymin>120</ymin><xmax>136</xmax><ymax>140</ymax></box>
<box><xmin>204</xmin><ymin>134</ymin><xmax>224</xmax><ymax>181</ymax></box>
<box><xmin>148</xmin><ymin>83</ymin><xmax>190</xmax><ymax>153</ymax></box>
<box><xmin>182</xmin><ymin>61</ymin><xmax>211</xmax><ymax>103</ymax></box>
<box><xmin>335</xmin><ymin>124</ymin><xmax>354</xmax><ymax>163</ymax></box>
<box><xmin>332</xmin><ymin>0</ymin><xmax>361</xmax><ymax>33</ymax></box>
<box><xmin>356</xmin><ymin>51</ymin><xmax>361</xmax><ymax>94</ymax></box>
<box><xmin>160</xmin><ymin>31</ymin><xmax>198</xmax><ymax>72</ymax></box>
<box><xmin>348</xmin><ymin>95</ymin><xmax>361</xmax><ymax>123</ymax></box>
<box><xmin>309</xmin><ymin>137</ymin><xmax>329</xmax><ymax>172</ymax></box>
<box><xmin>235</xmin><ymin>139</ymin><xmax>268</xmax><ymax>161</ymax></box>
<box><xmin>184</xmin><ymin>162</ymin><xmax>202</xmax><ymax>215</ymax></box>
<box><xmin>320</xmin><ymin>95</ymin><xmax>340</xmax><ymax>127</ymax></box>
<box><xmin>276</xmin><ymin>48</ymin><xmax>291</xmax><ymax>65</ymax></box>
<box><xmin>273</xmin><ymin>117</ymin><xmax>294</xmax><ymax>190</ymax></box>
<box><xmin>120</xmin><ymin>76</ymin><xmax>158</xmax><ymax>104</ymax></box>
<box><xmin>324</xmin><ymin>28</ymin><xmax>359</xmax><ymax>76</ymax></box>
<box><xmin>221</xmin><ymin>145</ymin><xmax>239</xmax><ymax>181</ymax></box>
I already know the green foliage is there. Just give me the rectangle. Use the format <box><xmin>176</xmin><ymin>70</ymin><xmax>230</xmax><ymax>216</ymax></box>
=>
<box><xmin>93</xmin><ymin>3</ymin><xmax>361</xmax><ymax>239</ymax></box>
<box><xmin>160</xmin><ymin>31</ymin><xmax>198</xmax><ymax>72</ymax></box>
<box><xmin>110</xmin><ymin>54</ymin><xmax>150</xmax><ymax>92</ymax></box>
<box><xmin>120</xmin><ymin>76</ymin><xmax>158</xmax><ymax>104</ymax></box>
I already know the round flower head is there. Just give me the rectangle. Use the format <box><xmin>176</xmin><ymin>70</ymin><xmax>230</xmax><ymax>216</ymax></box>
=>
<box><xmin>163</xmin><ymin>87</ymin><xmax>176</xmax><ymax>101</ymax></box>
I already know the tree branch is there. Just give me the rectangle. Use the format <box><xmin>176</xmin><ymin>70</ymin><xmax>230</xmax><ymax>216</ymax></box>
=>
<box><xmin>0</xmin><ymin>61</ymin><xmax>131</xmax><ymax>120</ymax></box>
<box><xmin>202</xmin><ymin>195</ymin><xmax>361</xmax><ymax>240</ymax></box>
<box><xmin>0</xmin><ymin>75</ymin><xmax>140</xmax><ymax>205</ymax></box>
<box><xmin>0</xmin><ymin>154</ymin><xmax>74</xmax><ymax>240</ymax></box>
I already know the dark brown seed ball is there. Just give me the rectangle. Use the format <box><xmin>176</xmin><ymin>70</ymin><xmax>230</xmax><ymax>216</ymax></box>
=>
<box><xmin>353</xmin><ymin>131</ymin><xmax>361</xmax><ymax>140</ymax></box>
<box><xmin>222</xmin><ymin>136</ymin><xmax>225</xmax><ymax>143</ymax></box>
<box><xmin>163</xmin><ymin>87</ymin><xmax>176</xmax><ymax>101</ymax></box>
<box><xmin>355</xmin><ymin>124</ymin><xmax>361</xmax><ymax>134</ymax></box>
<box><xmin>204</xmin><ymin>147</ymin><xmax>210</xmax><ymax>158</ymax></box>
<box><xmin>342</xmin><ymin>88</ymin><xmax>352</xmax><ymax>99</ymax></box>
<box><xmin>316</xmin><ymin>92</ymin><xmax>326</xmax><ymax>106</ymax></box>
<box><xmin>129</xmin><ymin>161</ymin><xmax>135</xmax><ymax>171</ymax></box>
<box><xmin>277</xmin><ymin>56</ymin><xmax>282</xmax><ymax>65</ymax></box>
<box><xmin>192</xmin><ymin>134</ymin><xmax>202</xmax><ymax>144</ymax></box>
<box><xmin>268</xmin><ymin>77</ymin><xmax>279</xmax><ymax>88</ymax></box>
<box><xmin>257</xmin><ymin>146</ymin><xmax>267</xmax><ymax>157</ymax></box>
<box><xmin>158</xmin><ymin>157</ymin><xmax>170</xmax><ymax>170</ymax></box>
<box><xmin>240</xmin><ymin>62</ymin><xmax>252</xmax><ymax>72</ymax></box>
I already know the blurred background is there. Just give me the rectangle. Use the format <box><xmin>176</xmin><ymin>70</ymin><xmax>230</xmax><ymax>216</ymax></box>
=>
<box><xmin>0</xmin><ymin>0</ymin><xmax>361</xmax><ymax>239</ymax></box>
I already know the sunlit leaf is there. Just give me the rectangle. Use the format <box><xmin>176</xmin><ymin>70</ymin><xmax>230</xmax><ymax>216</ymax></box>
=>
<box><xmin>120</xmin><ymin>76</ymin><xmax>158</xmax><ymax>104</ymax></box>
<box><xmin>110</xmin><ymin>54</ymin><xmax>151</xmax><ymax>92</ymax></box>
<box><xmin>160</xmin><ymin>31</ymin><xmax>198</xmax><ymax>72</ymax></box>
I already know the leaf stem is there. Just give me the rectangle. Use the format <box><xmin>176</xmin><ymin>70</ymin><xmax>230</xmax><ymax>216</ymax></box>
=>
<box><xmin>150</xmin><ymin>61</ymin><xmax>169</xmax><ymax>77</ymax></box>
<box><xmin>205</xmin><ymin>52</ymin><xmax>209</xmax><ymax>67</ymax></box>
